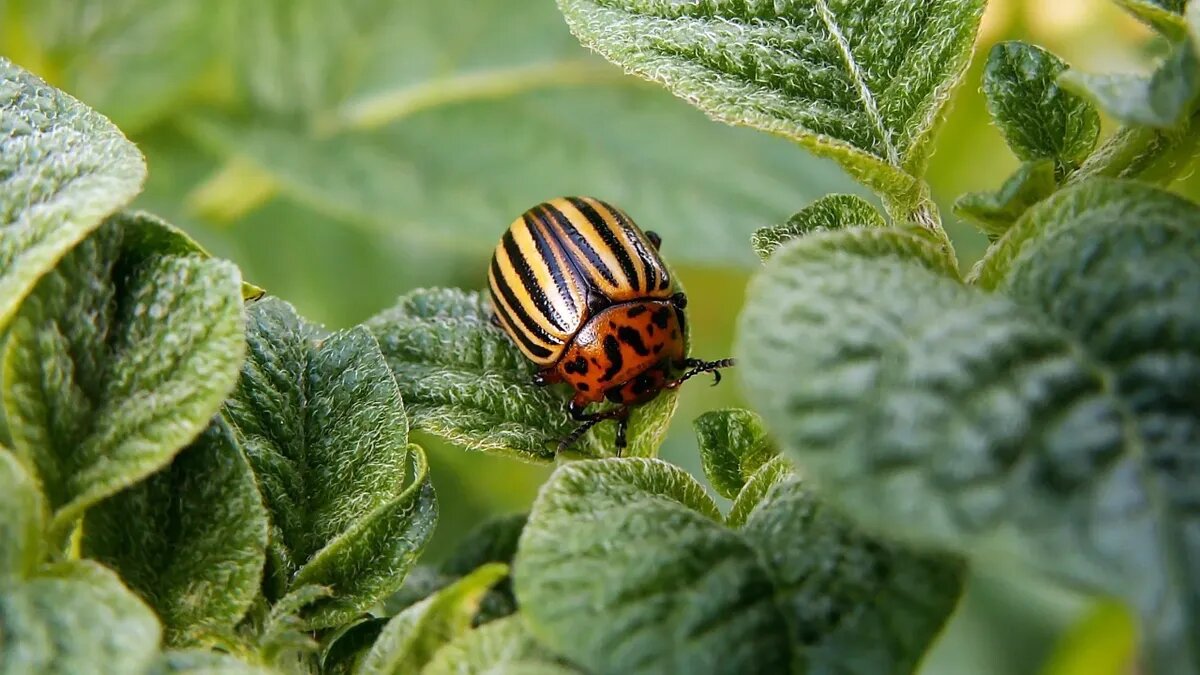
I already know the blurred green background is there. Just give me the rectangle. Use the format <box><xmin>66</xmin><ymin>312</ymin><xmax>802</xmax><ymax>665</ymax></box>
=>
<box><xmin>0</xmin><ymin>0</ymin><xmax>1169</xmax><ymax>672</ymax></box>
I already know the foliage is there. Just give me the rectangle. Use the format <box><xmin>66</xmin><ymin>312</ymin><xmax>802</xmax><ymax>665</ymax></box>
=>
<box><xmin>1</xmin><ymin>1</ymin><xmax>1198</xmax><ymax>674</ymax></box>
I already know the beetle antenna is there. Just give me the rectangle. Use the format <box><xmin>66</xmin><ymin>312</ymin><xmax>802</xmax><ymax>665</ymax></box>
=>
<box><xmin>668</xmin><ymin>358</ymin><xmax>736</xmax><ymax>388</ymax></box>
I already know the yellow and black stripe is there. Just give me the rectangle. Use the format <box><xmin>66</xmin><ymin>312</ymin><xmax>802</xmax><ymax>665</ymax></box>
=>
<box><xmin>488</xmin><ymin>196</ymin><xmax>672</xmax><ymax>366</ymax></box>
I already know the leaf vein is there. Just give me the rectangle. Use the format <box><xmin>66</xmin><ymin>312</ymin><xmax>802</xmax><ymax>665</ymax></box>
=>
<box><xmin>812</xmin><ymin>0</ymin><xmax>897</xmax><ymax>165</ymax></box>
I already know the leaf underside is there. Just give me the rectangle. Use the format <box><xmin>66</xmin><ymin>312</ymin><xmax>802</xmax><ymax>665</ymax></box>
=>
<box><xmin>556</xmin><ymin>0</ymin><xmax>986</xmax><ymax>204</ymax></box>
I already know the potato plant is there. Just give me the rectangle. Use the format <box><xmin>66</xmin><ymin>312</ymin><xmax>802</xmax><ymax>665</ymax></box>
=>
<box><xmin>1</xmin><ymin>1</ymin><xmax>1197</xmax><ymax>674</ymax></box>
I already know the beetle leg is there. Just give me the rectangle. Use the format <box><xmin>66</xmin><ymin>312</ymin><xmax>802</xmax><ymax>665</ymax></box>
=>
<box><xmin>645</xmin><ymin>230</ymin><xmax>662</xmax><ymax>250</ymax></box>
<box><xmin>559</xmin><ymin>401</ymin><xmax>630</xmax><ymax>455</ymax></box>
<box><xmin>533</xmin><ymin>368</ymin><xmax>562</xmax><ymax>387</ymax></box>
<box><xmin>567</xmin><ymin>398</ymin><xmax>589</xmax><ymax>420</ymax></box>
<box><xmin>614</xmin><ymin>415</ymin><xmax>629</xmax><ymax>455</ymax></box>
<box><xmin>670</xmin><ymin>292</ymin><xmax>687</xmax><ymax>309</ymax></box>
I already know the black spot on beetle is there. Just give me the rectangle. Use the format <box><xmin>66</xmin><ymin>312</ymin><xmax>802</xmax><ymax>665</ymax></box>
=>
<box><xmin>617</xmin><ymin>326</ymin><xmax>650</xmax><ymax>356</ymax></box>
<box><xmin>626</xmin><ymin>305</ymin><xmax>647</xmax><ymax>318</ymax></box>
<box><xmin>632</xmin><ymin>373</ymin><xmax>654</xmax><ymax>395</ymax></box>
<box><xmin>564</xmin><ymin>356</ymin><xmax>589</xmax><ymax>375</ymax></box>
<box><xmin>652</xmin><ymin>306</ymin><xmax>672</xmax><ymax>329</ymax></box>
<box><xmin>600</xmin><ymin>335</ymin><xmax>624</xmax><ymax>381</ymax></box>
<box><xmin>578</xmin><ymin>383</ymin><xmax>590</xmax><ymax>392</ymax></box>
<box><xmin>670</xmin><ymin>330</ymin><xmax>679</xmax><ymax>339</ymax></box>
<box><xmin>653</xmin><ymin>344</ymin><xmax>663</xmax><ymax>354</ymax></box>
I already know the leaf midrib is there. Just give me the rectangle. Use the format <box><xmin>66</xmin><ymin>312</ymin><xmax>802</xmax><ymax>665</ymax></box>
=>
<box><xmin>812</xmin><ymin>0</ymin><xmax>899</xmax><ymax>166</ymax></box>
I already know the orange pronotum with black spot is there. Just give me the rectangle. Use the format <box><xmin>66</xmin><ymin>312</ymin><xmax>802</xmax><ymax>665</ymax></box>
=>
<box><xmin>487</xmin><ymin>196</ymin><xmax>735</xmax><ymax>454</ymax></box>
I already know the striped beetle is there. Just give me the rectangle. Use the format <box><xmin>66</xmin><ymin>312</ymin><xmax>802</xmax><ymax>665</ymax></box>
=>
<box><xmin>488</xmin><ymin>196</ymin><xmax>734</xmax><ymax>454</ymax></box>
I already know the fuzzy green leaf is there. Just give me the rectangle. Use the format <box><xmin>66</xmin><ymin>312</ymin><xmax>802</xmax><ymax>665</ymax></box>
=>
<box><xmin>224</xmin><ymin>297</ymin><xmax>435</xmax><ymax>629</ymax></box>
<box><xmin>2</xmin><ymin>219</ymin><xmax>245</xmax><ymax>544</ymax></box>
<box><xmin>0</xmin><ymin>447</ymin><xmax>43</xmax><ymax>579</ymax></box>
<box><xmin>0</xmin><ymin>561</ymin><xmax>161</xmax><ymax>675</ymax></box>
<box><xmin>0</xmin><ymin>57</ymin><xmax>146</xmax><ymax>330</ymax></box>
<box><xmin>738</xmin><ymin>241</ymin><xmax>1130</xmax><ymax>575</ymax></box>
<box><xmin>755</xmin><ymin>227</ymin><xmax>959</xmax><ymax>284</ymax></box>
<box><xmin>953</xmin><ymin>159</ymin><xmax>1057</xmax><ymax>237</ymax></box>
<box><xmin>726</xmin><ymin>456</ymin><xmax>793</xmax><ymax>529</ymax></box>
<box><xmin>117</xmin><ymin>211</ymin><xmax>265</xmax><ymax>300</ymax></box>
<box><xmin>694</xmin><ymin>409</ymin><xmax>778</xmax><ymax>500</ymax></box>
<box><xmin>1061</xmin><ymin>38</ymin><xmax>1200</xmax><ymax>130</ymax></box>
<box><xmin>751</xmin><ymin>194</ymin><xmax>886</xmax><ymax>261</ymax></box>
<box><xmin>423</xmin><ymin>615</ymin><xmax>576</xmax><ymax>675</ymax></box>
<box><xmin>148</xmin><ymin>650</ymin><xmax>277</xmax><ymax>675</ymax></box>
<box><xmin>556</xmin><ymin>0</ymin><xmax>985</xmax><ymax>207</ymax></box>
<box><xmin>366</xmin><ymin>288</ymin><xmax>676</xmax><ymax>462</ymax></box>
<box><xmin>999</xmin><ymin>180</ymin><xmax>1200</xmax><ymax>673</ymax></box>
<box><xmin>81</xmin><ymin>418</ymin><xmax>269</xmax><ymax>647</ymax></box>
<box><xmin>357</xmin><ymin>563</ymin><xmax>509</xmax><ymax>675</ymax></box>
<box><xmin>738</xmin><ymin>476</ymin><xmax>964</xmax><ymax>674</ymax></box>
<box><xmin>1115</xmin><ymin>0</ymin><xmax>1189</xmax><ymax>39</ymax></box>
<box><xmin>514</xmin><ymin>458</ymin><xmax>961</xmax><ymax>675</ymax></box>
<box><xmin>972</xmin><ymin>177</ymin><xmax>1193</xmax><ymax>289</ymax></box>
<box><xmin>736</xmin><ymin>224</ymin><xmax>1200</xmax><ymax>672</ymax></box>
<box><xmin>983</xmin><ymin>42</ymin><xmax>1100</xmax><ymax>165</ymax></box>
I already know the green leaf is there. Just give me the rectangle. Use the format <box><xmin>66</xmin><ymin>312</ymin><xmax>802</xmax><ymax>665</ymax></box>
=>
<box><xmin>982</xmin><ymin>42</ymin><xmax>1100</xmax><ymax>165</ymax></box>
<box><xmin>357</xmin><ymin>563</ymin><xmax>509</xmax><ymax>675</ymax></box>
<box><xmin>442</xmin><ymin>514</ymin><xmax>528</xmax><ymax>578</ymax></box>
<box><xmin>2</xmin><ymin>1</ymin><xmax>224</xmax><ymax>132</ymax></box>
<box><xmin>224</xmin><ymin>298</ymin><xmax>436</xmax><ymax>628</ymax></box>
<box><xmin>751</xmin><ymin>194</ymin><xmax>886</xmax><ymax>261</ymax></box>
<box><xmin>2</xmin><ymin>219</ymin><xmax>245</xmax><ymax>544</ymax></box>
<box><xmin>1060</xmin><ymin>40</ymin><xmax>1200</xmax><ymax>130</ymax></box>
<box><xmin>737</xmin><ymin>476</ymin><xmax>965</xmax><ymax>675</ymax></box>
<box><xmin>366</xmin><ymin>288</ymin><xmax>562</xmax><ymax>462</ymax></box>
<box><xmin>0</xmin><ymin>446</ymin><xmax>44</xmax><ymax>579</ymax></box>
<box><xmin>184</xmin><ymin>87</ymin><xmax>858</xmax><ymax>270</ymax></box>
<box><xmin>440</xmin><ymin>513</ymin><xmax>528</xmax><ymax>626</ymax></box>
<box><xmin>423</xmin><ymin>615</ymin><xmax>576</xmax><ymax>675</ymax></box>
<box><xmin>757</xmin><ymin>226</ymin><xmax>960</xmax><ymax>284</ymax></box>
<box><xmin>227</xmin><ymin>0</ymin><xmax>393</xmax><ymax>118</ymax></box>
<box><xmin>998</xmin><ymin>180</ymin><xmax>1200</xmax><ymax>673</ymax></box>
<box><xmin>514</xmin><ymin>458</ymin><xmax>960</xmax><ymax>674</ymax></box>
<box><xmin>1114</xmin><ymin>0</ymin><xmax>1189</xmax><ymax>39</ymax></box>
<box><xmin>972</xmin><ymin>177</ymin><xmax>1193</xmax><ymax>289</ymax></box>
<box><xmin>0</xmin><ymin>57</ymin><xmax>146</xmax><ymax>330</ymax></box>
<box><xmin>366</xmin><ymin>288</ymin><xmax>675</xmax><ymax>461</ymax></box>
<box><xmin>148</xmin><ymin>650</ymin><xmax>277</xmax><ymax>675</ymax></box>
<box><xmin>116</xmin><ymin>211</ymin><xmax>266</xmax><ymax>300</ymax></box>
<box><xmin>555</xmin><ymin>0</ymin><xmax>986</xmax><ymax>209</ymax></box>
<box><xmin>735</xmin><ymin>225</ymin><xmax>1199</xmax><ymax>672</ymax></box>
<box><xmin>81</xmin><ymin>418</ymin><xmax>269</xmax><ymax>648</ymax></box>
<box><xmin>288</xmin><ymin>446</ymin><xmax>436</xmax><ymax>629</ymax></box>
<box><xmin>726</xmin><ymin>456</ymin><xmax>793</xmax><ymax>529</ymax></box>
<box><xmin>954</xmin><ymin>159</ymin><xmax>1057</xmax><ymax>238</ymax></box>
<box><xmin>322</xmin><ymin>618</ymin><xmax>386</xmax><ymax>675</ymax></box>
<box><xmin>694</xmin><ymin>408</ymin><xmax>778</xmax><ymax>500</ymax></box>
<box><xmin>0</xmin><ymin>560</ymin><xmax>161</xmax><ymax>675</ymax></box>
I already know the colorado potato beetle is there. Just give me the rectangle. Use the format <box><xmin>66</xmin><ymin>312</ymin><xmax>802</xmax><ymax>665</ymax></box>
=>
<box><xmin>487</xmin><ymin>196</ymin><xmax>735</xmax><ymax>454</ymax></box>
